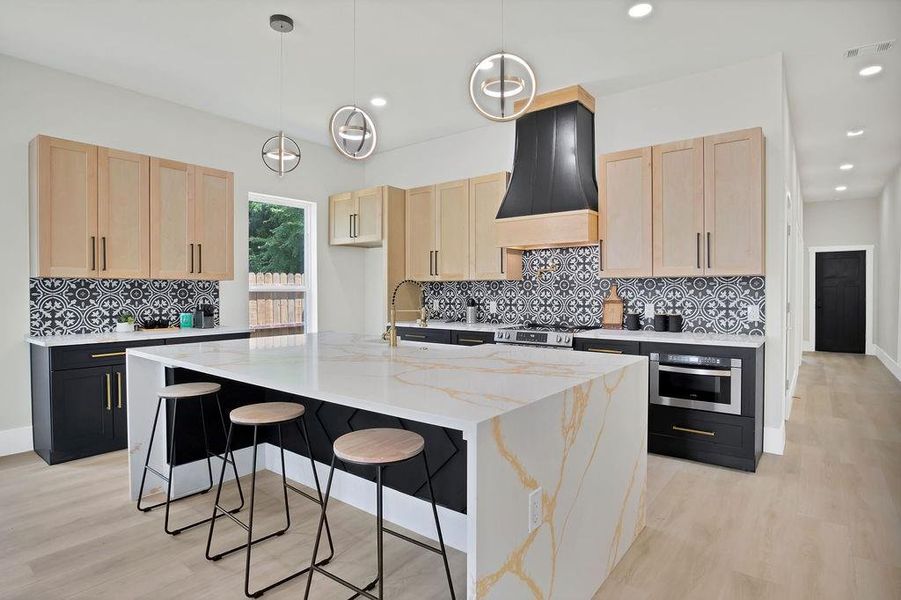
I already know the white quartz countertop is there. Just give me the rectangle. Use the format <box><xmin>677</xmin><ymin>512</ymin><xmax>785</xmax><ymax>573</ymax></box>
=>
<box><xmin>391</xmin><ymin>320</ymin><xmax>515</xmax><ymax>333</ymax></box>
<box><xmin>26</xmin><ymin>326</ymin><xmax>251</xmax><ymax>347</ymax></box>
<box><xmin>573</xmin><ymin>328</ymin><xmax>765</xmax><ymax>348</ymax></box>
<box><xmin>128</xmin><ymin>331</ymin><xmax>645</xmax><ymax>431</ymax></box>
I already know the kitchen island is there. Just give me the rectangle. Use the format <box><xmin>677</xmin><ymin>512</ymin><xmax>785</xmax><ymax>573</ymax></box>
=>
<box><xmin>127</xmin><ymin>332</ymin><xmax>648</xmax><ymax>599</ymax></box>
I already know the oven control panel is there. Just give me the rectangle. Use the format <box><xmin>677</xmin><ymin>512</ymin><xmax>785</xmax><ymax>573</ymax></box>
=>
<box><xmin>650</xmin><ymin>353</ymin><xmax>740</xmax><ymax>369</ymax></box>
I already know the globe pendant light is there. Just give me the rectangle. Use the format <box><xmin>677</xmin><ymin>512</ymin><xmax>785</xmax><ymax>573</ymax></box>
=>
<box><xmin>329</xmin><ymin>0</ymin><xmax>377</xmax><ymax>160</ymax></box>
<box><xmin>469</xmin><ymin>0</ymin><xmax>536</xmax><ymax>122</ymax></box>
<box><xmin>261</xmin><ymin>14</ymin><xmax>301</xmax><ymax>175</ymax></box>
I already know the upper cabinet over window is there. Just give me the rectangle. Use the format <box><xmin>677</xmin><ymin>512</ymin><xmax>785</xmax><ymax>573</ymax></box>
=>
<box><xmin>598</xmin><ymin>126</ymin><xmax>765</xmax><ymax>278</ymax></box>
<box><xmin>29</xmin><ymin>135</ymin><xmax>234</xmax><ymax>281</ymax></box>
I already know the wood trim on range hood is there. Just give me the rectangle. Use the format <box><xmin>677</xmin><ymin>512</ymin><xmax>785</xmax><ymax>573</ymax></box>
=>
<box><xmin>496</xmin><ymin>209</ymin><xmax>599</xmax><ymax>250</ymax></box>
<box><xmin>513</xmin><ymin>84</ymin><xmax>595</xmax><ymax>114</ymax></box>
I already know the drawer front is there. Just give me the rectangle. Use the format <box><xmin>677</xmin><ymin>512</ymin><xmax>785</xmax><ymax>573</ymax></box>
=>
<box><xmin>575</xmin><ymin>339</ymin><xmax>640</xmax><ymax>355</ymax></box>
<box><xmin>649</xmin><ymin>405</ymin><xmax>753</xmax><ymax>453</ymax></box>
<box><xmin>451</xmin><ymin>330</ymin><xmax>495</xmax><ymax>346</ymax></box>
<box><xmin>396</xmin><ymin>327</ymin><xmax>452</xmax><ymax>344</ymax></box>
<box><xmin>50</xmin><ymin>340</ymin><xmax>160</xmax><ymax>370</ymax></box>
<box><xmin>165</xmin><ymin>332</ymin><xmax>250</xmax><ymax>345</ymax></box>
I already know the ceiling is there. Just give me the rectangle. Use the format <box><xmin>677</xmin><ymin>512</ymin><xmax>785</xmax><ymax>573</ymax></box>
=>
<box><xmin>1</xmin><ymin>0</ymin><xmax>899</xmax><ymax>202</ymax></box>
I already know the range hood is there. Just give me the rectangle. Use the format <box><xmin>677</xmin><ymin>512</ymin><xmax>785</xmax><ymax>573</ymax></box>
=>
<box><xmin>496</xmin><ymin>85</ymin><xmax>599</xmax><ymax>249</ymax></box>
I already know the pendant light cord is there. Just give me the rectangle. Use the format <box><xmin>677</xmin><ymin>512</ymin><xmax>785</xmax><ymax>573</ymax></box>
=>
<box><xmin>352</xmin><ymin>0</ymin><xmax>357</xmax><ymax>108</ymax></box>
<box><xmin>500</xmin><ymin>0</ymin><xmax>505</xmax><ymax>51</ymax></box>
<box><xmin>278</xmin><ymin>30</ymin><xmax>284</xmax><ymax>131</ymax></box>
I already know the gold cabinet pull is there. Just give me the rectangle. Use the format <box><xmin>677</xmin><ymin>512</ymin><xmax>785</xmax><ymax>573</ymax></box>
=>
<box><xmin>587</xmin><ymin>348</ymin><xmax>622</xmax><ymax>354</ymax></box>
<box><xmin>91</xmin><ymin>351</ymin><xmax>126</xmax><ymax>358</ymax></box>
<box><xmin>116</xmin><ymin>372</ymin><xmax>122</xmax><ymax>409</ymax></box>
<box><xmin>672</xmin><ymin>425</ymin><xmax>715</xmax><ymax>437</ymax></box>
<box><xmin>405</xmin><ymin>334</ymin><xmax>426</xmax><ymax>339</ymax></box>
<box><xmin>105</xmin><ymin>373</ymin><xmax>112</xmax><ymax>411</ymax></box>
<box><xmin>458</xmin><ymin>338</ymin><xmax>485</xmax><ymax>344</ymax></box>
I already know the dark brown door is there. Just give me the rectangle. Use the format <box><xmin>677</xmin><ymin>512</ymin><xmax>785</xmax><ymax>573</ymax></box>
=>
<box><xmin>815</xmin><ymin>251</ymin><xmax>865</xmax><ymax>353</ymax></box>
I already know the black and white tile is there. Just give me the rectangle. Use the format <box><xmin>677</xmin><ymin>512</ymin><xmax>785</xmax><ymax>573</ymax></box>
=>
<box><xmin>30</xmin><ymin>278</ymin><xmax>219</xmax><ymax>335</ymax></box>
<box><xmin>423</xmin><ymin>246</ymin><xmax>766</xmax><ymax>335</ymax></box>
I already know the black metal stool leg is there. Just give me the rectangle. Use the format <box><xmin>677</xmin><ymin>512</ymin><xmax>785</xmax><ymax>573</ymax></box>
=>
<box><xmin>216</xmin><ymin>393</ymin><xmax>245</xmax><ymax>510</ymax></box>
<box><xmin>376</xmin><ymin>465</ymin><xmax>384</xmax><ymax>600</ymax></box>
<box><xmin>206</xmin><ymin>421</ymin><xmax>235</xmax><ymax>560</ymax></box>
<box><xmin>277</xmin><ymin>424</ymin><xmax>292</xmax><ymax>533</ymax></box>
<box><xmin>136</xmin><ymin>397</ymin><xmax>164</xmax><ymax>512</ymax></box>
<box><xmin>163</xmin><ymin>398</ymin><xmax>179</xmax><ymax>535</ymax></box>
<box><xmin>296</xmin><ymin>418</ymin><xmax>335</xmax><ymax>562</ymax></box>
<box><xmin>304</xmin><ymin>455</ymin><xmax>336</xmax><ymax>600</ymax></box>
<box><xmin>423</xmin><ymin>452</ymin><xmax>456</xmax><ymax>600</ymax></box>
<box><xmin>198</xmin><ymin>395</ymin><xmax>215</xmax><ymax>492</ymax></box>
<box><xmin>243</xmin><ymin>426</ymin><xmax>260</xmax><ymax>598</ymax></box>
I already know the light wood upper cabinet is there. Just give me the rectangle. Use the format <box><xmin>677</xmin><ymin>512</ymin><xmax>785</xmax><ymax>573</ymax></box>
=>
<box><xmin>435</xmin><ymin>179</ymin><xmax>470</xmax><ymax>281</ymax></box>
<box><xmin>598</xmin><ymin>147</ymin><xmax>653</xmax><ymax>277</ymax></box>
<box><xmin>98</xmin><ymin>147</ymin><xmax>149</xmax><ymax>278</ymax></box>
<box><xmin>329</xmin><ymin>192</ymin><xmax>355</xmax><ymax>245</ymax></box>
<box><xmin>704</xmin><ymin>128</ymin><xmax>765</xmax><ymax>276</ymax></box>
<box><xmin>150</xmin><ymin>158</ymin><xmax>195</xmax><ymax>279</ymax></box>
<box><xmin>405</xmin><ymin>185</ymin><xmax>436</xmax><ymax>281</ymax></box>
<box><xmin>329</xmin><ymin>187</ymin><xmax>384</xmax><ymax>247</ymax></box>
<box><xmin>193</xmin><ymin>166</ymin><xmax>234</xmax><ymax>280</ymax></box>
<box><xmin>652</xmin><ymin>138</ymin><xmax>704</xmax><ymax>277</ymax></box>
<box><xmin>29</xmin><ymin>136</ymin><xmax>99</xmax><ymax>278</ymax></box>
<box><xmin>469</xmin><ymin>172</ymin><xmax>522</xmax><ymax>280</ymax></box>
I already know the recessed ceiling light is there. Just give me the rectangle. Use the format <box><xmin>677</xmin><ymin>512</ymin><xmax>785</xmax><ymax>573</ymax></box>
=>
<box><xmin>846</xmin><ymin>128</ymin><xmax>865</xmax><ymax>137</ymax></box>
<box><xmin>370</xmin><ymin>96</ymin><xmax>387</xmax><ymax>107</ymax></box>
<box><xmin>858</xmin><ymin>64</ymin><xmax>883</xmax><ymax>77</ymax></box>
<box><xmin>835</xmin><ymin>185</ymin><xmax>847</xmax><ymax>192</ymax></box>
<box><xmin>839</xmin><ymin>163</ymin><xmax>854</xmax><ymax>170</ymax></box>
<box><xmin>628</xmin><ymin>3</ymin><xmax>653</xmax><ymax>18</ymax></box>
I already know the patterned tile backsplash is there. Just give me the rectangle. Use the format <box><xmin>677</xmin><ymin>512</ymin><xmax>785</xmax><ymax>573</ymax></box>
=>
<box><xmin>30</xmin><ymin>278</ymin><xmax>219</xmax><ymax>336</ymax></box>
<box><xmin>424</xmin><ymin>246</ymin><xmax>766</xmax><ymax>335</ymax></box>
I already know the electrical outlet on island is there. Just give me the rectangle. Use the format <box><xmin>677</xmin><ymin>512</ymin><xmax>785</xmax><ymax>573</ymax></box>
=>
<box><xmin>528</xmin><ymin>487</ymin><xmax>542</xmax><ymax>532</ymax></box>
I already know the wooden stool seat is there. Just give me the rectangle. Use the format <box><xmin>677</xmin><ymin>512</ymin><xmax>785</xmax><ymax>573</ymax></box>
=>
<box><xmin>158</xmin><ymin>382</ymin><xmax>221</xmax><ymax>398</ymax></box>
<box><xmin>230</xmin><ymin>402</ymin><xmax>305</xmax><ymax>426</ymax></box>
<box><xmin>333</xmin><ymin>428</ymin><xmax>425</xmax><ymax>465</ymax></box>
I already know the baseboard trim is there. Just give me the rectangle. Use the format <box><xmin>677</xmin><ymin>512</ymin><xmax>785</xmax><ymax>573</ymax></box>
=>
<box><xmin>873</xmin><ymin>345</ymin><xmax>901</xmax><ymax>383</ymax></box>
<box><xmin>802</xmin><ymin>340</ymin><xmax>813</xmax><ymax>352</ymax></box>
<box><xmin>0</xmin><ymin>426</ymin><xmax>33</xmax><ymax>457</ymax></box>
<box><xmin>763</xmin><ymin>424</ymin><xmax>785</xmax><ymax>455</ymax></box>
<box><xmin>785</xmin><ymin>367</ymin><xmax>799</xmax><ymax>421</ymax></box>
<box><xmin>265</xmin><ymin>444</ymin><xmax>467</xmax><ymax>552</ymax></box>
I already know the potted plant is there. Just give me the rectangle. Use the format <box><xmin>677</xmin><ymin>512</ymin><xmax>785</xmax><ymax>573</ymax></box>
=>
<box><xmin>115</xmin><ymin>312</ymin><xmax>135</xmax><ymax>333</ymax></box>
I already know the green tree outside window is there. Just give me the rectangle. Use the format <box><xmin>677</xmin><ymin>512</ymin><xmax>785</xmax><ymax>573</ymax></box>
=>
<box><xmin>248</xmin><ymin>202</ymin><xmax>305</xmax><ymax>274</ymax></box>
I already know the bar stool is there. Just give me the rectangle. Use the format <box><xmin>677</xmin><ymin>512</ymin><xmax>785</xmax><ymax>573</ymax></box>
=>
<box><xmin>137</xmin><ymin>382</ymin><xmax>244</xmax><ymax>535</ymax></box>
<box><xmin>206</xmin><ymin>401</ymin><xmax>334</xmax><ymax>599</ymax></box>
<box><xmin>303</xmin><ymin>428</ymin><xmax>456</xmax><ymax>600</ymax></box>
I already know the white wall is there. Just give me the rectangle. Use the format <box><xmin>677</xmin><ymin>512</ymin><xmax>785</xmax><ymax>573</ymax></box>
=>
<box><xmin>0</xmin><ymin>54</ymin><xmax>366</xmax><ymax>440</ymax></box>
<box><xmin>802</xmin><ymin>198</ymin><xmax>880</xmax><ymax>343</ymax></box>
<box><xmin>365</xmin><ymin>54</ymin><xmax>795</xmax><ymax>452</ymax></box>
<box><xmin>876</xmin><ymin>165</ymin><xmax>901</xmax><ymax>363</ymax></box>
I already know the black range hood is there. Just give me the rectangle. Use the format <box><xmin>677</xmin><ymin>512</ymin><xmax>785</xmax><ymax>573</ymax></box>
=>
<box><xmin>495</xmin><ymin>86</ymin><xmax>600</xmax><ymax>249</ymax></box>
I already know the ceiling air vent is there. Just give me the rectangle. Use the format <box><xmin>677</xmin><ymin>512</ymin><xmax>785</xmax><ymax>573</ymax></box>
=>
<box><xmin>844</xmin><ymin>39</ymin><xmax>894</xmax><ymax>59</ymax></box>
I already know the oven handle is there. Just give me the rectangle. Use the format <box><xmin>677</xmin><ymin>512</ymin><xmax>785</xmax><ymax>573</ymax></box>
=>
<box><xmin>658</xmin><ymin>365</ymin><xmax>732</xmax><ymax>377</ymax></box>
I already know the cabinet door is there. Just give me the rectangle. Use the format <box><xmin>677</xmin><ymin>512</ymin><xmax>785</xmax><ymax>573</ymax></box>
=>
<box><xmin>405</xmin><ymin>186</ymin><xmax>437</xmax><ymax>280</ymax></box>
<box><xmin>469</xmin><ymin>172</ymin><xmax>522</xmax><ymax>280</ymax></box>
<box><xmin>112</xmin><ymin>365</ymin><xmax>128</xmax><ymax>448</ymax></box>
<box><xmin>435</xmin><ymin>179</ymin><xmax>470</xmax><ymax>281</ymax></box>
<box><xmin>32</xmin><ymin>136</ymin><xmax>99</xmax><ymax>277</ymax></box>
<box><xmin>51</xmin><ymin>366</ymin><xmax>114</xmax><ymax>460</ymax></box>
<box><xmin>652</xmin><ymin>139</ymin><xmax>704</xmax><ymax>277</ymax></box>
<box><xmin>150</xmin><ymin>158</ymin><xmax>195</xmax><ymax>278</ymax></box>
<box><xmin>194</xmin><ymin>166</ymin><xmax>234</xmax><ymax>280</ymax></box>
<box><xmin>329</xmin><ymin>192</ymin><xmax>355</xmax><ymax>245</ymax></box>
<box><xmin>353</xmin><ymin>187</ymin><xmax>383</xmax><ymax>245</ymax></box>
<box><xmin>598</xmin><ymin>147</ymin><xmax>653</xmax><ymax>277</ymax></box>
<box><xmin>98</xmin><ymin>147</ymin><xmax>150</xmax><ymax>278</ymax></box>
<box><xmin>704</xmin><ymin>128</ymin><xmax>765</xmax><ymax>276</ymax></box>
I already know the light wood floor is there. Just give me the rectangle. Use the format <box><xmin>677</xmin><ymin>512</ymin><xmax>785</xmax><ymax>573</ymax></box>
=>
<box><xmin>1</xmin><ymin>352</ymin><xmax>899</xmax><ymax>599</ymax></box>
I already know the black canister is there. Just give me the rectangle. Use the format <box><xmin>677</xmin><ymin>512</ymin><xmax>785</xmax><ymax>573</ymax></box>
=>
<box><xmin>624</xmin><ymin>313</ymin><xmax>641</xmax><ymax>331</ymax></box>
<box><xmin>653</xmin><ymin>314</ymin><xmax>669</xmax><ymax>332</ymax></box>
<box><xmin>668</xmin><ymin>314</ymin><xmax>683</xmax><ymax>332</ymax></box>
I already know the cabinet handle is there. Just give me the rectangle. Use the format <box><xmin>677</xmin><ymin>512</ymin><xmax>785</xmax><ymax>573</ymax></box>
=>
<box><xmin>434</xmin><ymin>250</ymin><xmax>439</xmax><ymax>276</ymax></box>
<box><xmin>90</xmin><ymin>351</ymin><xmax>126</xmax><ymax>358</ymax></box>
<box><xmin>599</xmin><ymin>240</ymin><xmax>604</xmax><ymax>271</ymax></box>
<box><xmin>696</xmin><ymin>233</ymin><xmax>701</xmax><ymax>269</ymax></box>
<box><xmin>105</xmin><ymin>373</ymin><xmax>112</xmax><ymax>411</ymax></box>
<box><xmin>405</xmin><ymin>333</ymin><xmax>426</xmax><ymax>339</ymax></box>
<box><xmin>90</xmin><ymin>236</ymin><xmax>96</xmax><ymax>271</ymax></box>
<box><xmin>429</xmin><ymin>251</ymin><xmax>434</xmax><ymax>276</ymax></box>
<box><xmin>587</xmin><ymin>348</ymin><xmax>622</xmax><ymax>354</ymax></box>
<box><xmin>117</xmin><ymin>372</ymin><xmax>122</xmax><ymax>409</ymax></box>
<box><xmin>706</xmin><ymin>232</ymin><xmax>711</xmax><ymax>269</ymax></box>
<box><xmin>189</xmin><ymin>243</ymin><xmax>194</xmax><ymax>273</ymax></box>
<box><xmin>349</xmin><ymin>214</ymin><xmax>353</xmax><ymax>238</ymax></box>
<box><xmin>672</xmin><ymin>425</ymin><xmax>715</xmax><ymax>437</ymax></box>
<box><xmin>198</xmin><ymin>243</ymin><xmax>202</xmax><ymax>273</ymax></box>
<box><xmin>500</xmin><ymin>248</ymin><xmax>505</xmax><ymax>274</ymax></box>
<box><xmin>458</xmin><ymin>338</ymin><xmax>485</xmax><ymax>344</ymax></box>
<box><xmin>102</xmin><ymin>237</ymin><xmax>108</xmax><ymax>271</ymax></box>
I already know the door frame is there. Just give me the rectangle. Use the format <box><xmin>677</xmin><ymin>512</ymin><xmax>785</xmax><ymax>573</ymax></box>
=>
<box><xmin>807</xmin><ymin>245</ymin><xmax>873</xmax><ymax>355</ymax></box>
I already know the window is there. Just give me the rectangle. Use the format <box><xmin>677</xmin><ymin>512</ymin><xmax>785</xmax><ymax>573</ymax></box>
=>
<box><xmin>247</xmin><ymin>193</ymin><xmax>317</xmax><ymax>335</ymax></box>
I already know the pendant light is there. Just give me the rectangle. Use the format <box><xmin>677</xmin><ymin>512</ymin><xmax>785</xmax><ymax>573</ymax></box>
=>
<box><xmin>329</xmin><ymin>0</ymin><xmax>378</xmax><ymax>160</ymax></box>
<box><xmin>469</xmin><ymin>0</ymin><xmax>537</xmax><ymax>122</ymax></box>
<box><xmin>261</xmin><ymin>14</ymin><xmax>301</xmax><ymax>176</ymax></box>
